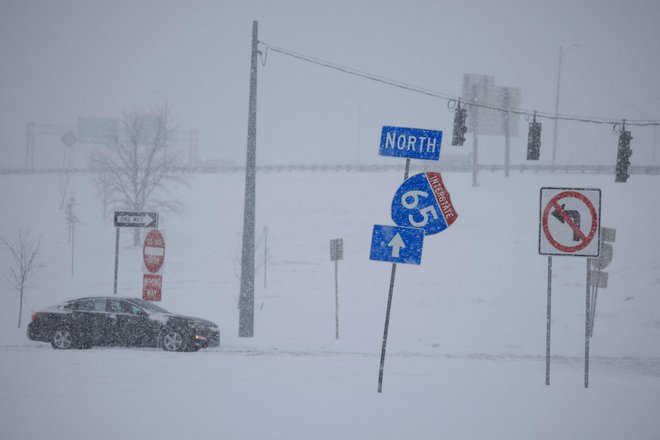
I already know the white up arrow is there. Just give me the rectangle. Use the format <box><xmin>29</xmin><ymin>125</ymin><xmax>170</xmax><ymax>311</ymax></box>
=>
<box><xmin>388</xmin><ymin>233</ymin><xmax>406</xmax><ymax>258</ymax></box>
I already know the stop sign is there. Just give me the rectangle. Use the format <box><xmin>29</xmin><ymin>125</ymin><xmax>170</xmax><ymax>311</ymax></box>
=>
<box><xmin>143</xmin><ymin>229</ymin><xmax>165</xmax><ymax>273</ymax></box>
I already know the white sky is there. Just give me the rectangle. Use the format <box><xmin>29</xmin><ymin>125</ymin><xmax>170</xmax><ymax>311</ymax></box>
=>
<box><xmin>1</xmin><ymin>0</ymin><xmax>659</xmax><ymax>167</ymax></box>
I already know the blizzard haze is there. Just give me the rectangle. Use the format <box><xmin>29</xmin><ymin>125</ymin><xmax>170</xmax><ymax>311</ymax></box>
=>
<box><xmin>1</xmin><ymin>1</ymin><xmax>659</xmax><ymax>440</ymax></box>
<box><xmin>1</xmin><ymin>0</ymin><xmax>659</xmax><ymax>167</ymax></box>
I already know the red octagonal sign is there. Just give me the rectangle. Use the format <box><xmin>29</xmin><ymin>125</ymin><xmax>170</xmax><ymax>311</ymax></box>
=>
<box><xmin>143</xmin><ymin>229</ymin><xmax>165</xmax><ymax>273</ymax></box>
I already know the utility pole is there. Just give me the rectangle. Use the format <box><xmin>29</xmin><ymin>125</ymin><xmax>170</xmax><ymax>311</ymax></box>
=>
<box><xmin>504</xmin><ymin>89</ymin><xmax>511</xmax><ymax>178</ymax></box>
<box><xmin>551</xmin><ymin>44</ymin><xmax>580</xmax><ymax>166</ymax></box>
<box><xmin>263</xmin><ymin>226</ymin><xmax>268</xmax><ymax>289</ymax></box>
<box><xmin>26</xmin><ymin>122</ymin><xmax>35</xmax><ymax>170</ymax></box>
<box><xmin>238</xmin><ymin>20</ymin><xmax>259</xmax><ymax>338</ymax></box>
<box><xmin>471</xmin><ymin>85</ymin><xmax>480</xmax><ymax>187</ymax></box>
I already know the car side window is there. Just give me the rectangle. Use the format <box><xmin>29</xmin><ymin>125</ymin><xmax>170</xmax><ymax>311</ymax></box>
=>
<box><xmin>128</xmin><ymin>304</ymin><xmax>144</xmax><ymax>315</ymax></box>
<box><xmin>109</xmin><ymin>299</ymin><xmax>138</xmax><ymax>314</ymax></box>
<box><xmin>94</xmin><ymin>299</ymin><xmax>106</xmax><ymax>312</ymax></box>
<box><xmin>108</xmin><ymin>300</ymin><xmax>124</xmax><ymax>314</ymax></box>
<box><xmin>68</xmin><ymin>299</ymin><xmax>95</xmax><ymax>311</ymax></box>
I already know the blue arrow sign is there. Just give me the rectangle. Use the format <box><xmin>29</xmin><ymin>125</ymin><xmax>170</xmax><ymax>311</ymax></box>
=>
<box><xmin>391</xmin><ymin>172</ymin><xmax>458</xmax><ymax>236</ymax></box>
<box><xmin>370</xmin><ymin>225</ymin><xmax>424</xmax><ymax>265</ymax></box>
<box><xmin>379</xmin><ymin>126</ymin><xmax>443</xmax><ymax>161</ymax></box>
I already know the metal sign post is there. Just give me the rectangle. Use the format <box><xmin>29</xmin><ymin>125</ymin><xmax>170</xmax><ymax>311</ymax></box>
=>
<box><xmin>377</xmin><ymin>158</ymin><xmax>410</xmax><ymax>394</ymax></box>
<box><xmin>330</xmin><ymin>238</ymin><xmax>343</xmax><ymax>340</ymax></box>
<box><xmin>589</xmin><ymin>227</ymin><xmax>616</xmax><ymax>337</ymax></box>
<box><xmin>545</xmin><ymin>255</ymin><xmax>552</xmax><ymax>385</ymax></box>
<box><xmin>113</xmin><ymin>211</ymin><xmax>159</xmax><ymax>295</ymax></box>
<box><xmin>369</xmin><ymin>126</ymin><xmax>458</xmax><ymax>393</ymax></box>
<box><xmin>585</xmin><ymin>259</ymin><xmax>591</xmax><ymax>388</ymax></box>
<box><xmin>539</xmin><ymin>187</ymin><xmax>601</xmax><ymax>388</ymax></box>
<box><xmin>372</xmin><ymin>125</ymin><xmax>458</xmax><ymax>392</ymax></box>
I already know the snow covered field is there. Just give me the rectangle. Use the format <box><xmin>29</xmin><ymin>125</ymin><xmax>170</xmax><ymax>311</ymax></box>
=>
<box><xmin>1</xmin><ymin>169</ymin><xmax>659</xmax><ymax>439</ymax></box>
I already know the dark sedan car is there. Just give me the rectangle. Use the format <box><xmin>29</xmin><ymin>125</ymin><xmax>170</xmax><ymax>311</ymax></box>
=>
<box><xmin>28</xmin><ymin>296</ymin><xmax>220</xmax><ymax>352</ymax></box>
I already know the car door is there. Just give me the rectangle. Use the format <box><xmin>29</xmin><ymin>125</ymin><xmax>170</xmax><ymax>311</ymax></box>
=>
<box><xmin>69</xmin><ymin>298</ymin><xmax>113</xmax><ymax>346</ymax></box>
<box><xmin>108</xmin><ymin>299</ymin><xmax>155</xmax><ymax>346</ymax></box>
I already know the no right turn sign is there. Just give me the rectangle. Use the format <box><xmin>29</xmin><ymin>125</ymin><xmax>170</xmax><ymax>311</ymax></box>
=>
<box><xmin>539</xmin><ymin>187</ymin><xmax>601</xmax><ymax>257</ymax></box>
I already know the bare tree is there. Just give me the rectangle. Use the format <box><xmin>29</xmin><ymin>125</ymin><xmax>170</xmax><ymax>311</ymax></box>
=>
<box><xmin>94</xmin><ymin>170</ymin><xmax>114</xmax><ymax>220</ymax></box>
<box><xmin>1</xmin><ymin>230</ymin><xmax>45</xmax><ymax>328</ymax></box>
<box><xmin>92</xmin><ymin>104</ymin><xmax>188</xmax><ymax>245</ymax></box>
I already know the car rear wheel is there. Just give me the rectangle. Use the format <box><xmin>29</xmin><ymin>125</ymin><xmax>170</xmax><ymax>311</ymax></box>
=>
<box><xmin>51</xmin><ymin>328</ymin><xmax>74</xmax><ymax>349</ymax></box>
<box><xmin>160</xmin><ymin>329</ymin><xmax>186</xmax><ymax>352</ymax></box>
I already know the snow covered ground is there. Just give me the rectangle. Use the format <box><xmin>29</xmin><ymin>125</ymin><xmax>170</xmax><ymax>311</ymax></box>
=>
<box><xmin>1</xmin><ymin>168</ymin><xmax>659</xmax><ymax>439</ymax></box>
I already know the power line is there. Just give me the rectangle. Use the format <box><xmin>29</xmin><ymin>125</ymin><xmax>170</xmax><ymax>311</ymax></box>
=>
<box><xmin>259</xmin><ymin>41</ymin><xmax>660</xmax><ymax>127</ymax></box>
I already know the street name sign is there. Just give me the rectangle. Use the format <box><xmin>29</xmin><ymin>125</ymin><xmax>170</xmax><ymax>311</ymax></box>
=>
<box><xmin>391</xmin><ymin>172</ymin><xmax>458</xmax><ymax>235</ymax></box>
<box><xmin>379</xmin><ymin>126</ymin><xmax>443</xmax><ymax>161</ymax></box>
<box><xmin>114</xmin><ymin>211</ymin><xmax>159</xmax><ymax>228</ymax></box>
<box><xmin>369</xmin><ymin>225</ymin><xmax>424</xmax><ymax>265</ymax></box>
<box><xmin>539</xmin><ymin>188</ymin><xmax>601</xmax><ymax>257</ymax></box>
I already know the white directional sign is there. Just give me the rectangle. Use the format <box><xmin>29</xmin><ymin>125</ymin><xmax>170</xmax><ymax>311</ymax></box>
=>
<box><xmin>539</xmin><ymin>188</ymin><xmax>601</xmax><ymax>257</ymax></box>
<box><xmin>114</xmin><ymin>211</ymin><xmax>159</xmax><ymax>228</ymax></box>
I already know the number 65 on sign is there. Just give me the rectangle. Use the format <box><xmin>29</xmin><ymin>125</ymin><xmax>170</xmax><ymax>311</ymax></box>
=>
<box><xmin>391</xmin><ymin>172</ymin><xmax>458</xmax><ymax>235</ymax></box>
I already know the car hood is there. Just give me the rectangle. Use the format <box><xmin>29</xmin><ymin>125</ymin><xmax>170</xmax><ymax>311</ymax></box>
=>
<box><xmin>149</xmin><ymin>313</ymin><xmax>217</xmax><ymax>329</ymax></box>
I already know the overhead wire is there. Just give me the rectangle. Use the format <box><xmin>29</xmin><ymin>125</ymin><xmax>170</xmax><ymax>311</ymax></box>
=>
<box><xmin>259</xmin><ymin>41</ymin><xmax>660</xmax><ymax>127</ymax></box>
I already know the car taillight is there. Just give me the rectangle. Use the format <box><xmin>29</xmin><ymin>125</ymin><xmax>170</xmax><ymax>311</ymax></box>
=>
<box><xmin>31</xmin><ymin>313</ymin><xmax>38</xmax><ymax>321</ymax></box>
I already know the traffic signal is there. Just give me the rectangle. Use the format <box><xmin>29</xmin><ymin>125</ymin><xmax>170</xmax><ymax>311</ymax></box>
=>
<box><xmin>452</xmin><ymin>103</ymin><xmax>467</xmax><ymax>146</ymax></box>
<box><xmin>615</xmin><ymin>129</ymin><xmax>633</xmax><ymax>183</ymax></box>
<box><xmin>527</xmin><ymin>114</ymin><xmax>542</xmax><ymax>160</ymax></box>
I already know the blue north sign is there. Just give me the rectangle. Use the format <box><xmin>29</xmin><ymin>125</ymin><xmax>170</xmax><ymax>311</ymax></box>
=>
<box><xmin>379</xmin><ymin>126</ymin><xmax>443</xmax><ymax>161</ymax></box>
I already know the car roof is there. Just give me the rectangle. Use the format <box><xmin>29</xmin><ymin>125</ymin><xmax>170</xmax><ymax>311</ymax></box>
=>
<box><xmin>64</xmin><ymin>296</ymin><xmax>144</xmax><ymax>304</ymax></box>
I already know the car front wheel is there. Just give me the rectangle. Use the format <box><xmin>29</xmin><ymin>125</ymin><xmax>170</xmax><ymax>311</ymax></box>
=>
<box><xmin>51</xmin><ymin>328</ymin><xmax>75</xmax><ymax>349</ymax></box>
<box><xmin>160</xmin><ymin>329</ymin><xmax>186</xmax><ymax>352</ymax></box>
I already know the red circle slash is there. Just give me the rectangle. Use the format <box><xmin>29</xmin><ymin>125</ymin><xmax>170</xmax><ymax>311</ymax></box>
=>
<box><xmin>542</xmin><ymin>191</ymin><xmax>598</xmax><ymax>253</ymax></box>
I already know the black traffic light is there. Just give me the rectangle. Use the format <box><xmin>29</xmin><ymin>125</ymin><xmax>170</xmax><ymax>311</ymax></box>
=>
<box><xmin>452</xmin><ymin>103</ymin><xmax>467</xmax><ymax>146</ymax></box>
<box><xmin>527</xmin><ymin>115</ymin><xmax>542</xmax><ymax>160</ymax></box>
<box><xmin>615</xmin><ymin>129</ymin><xmax>633</xmax><ymax>183</ymax></box>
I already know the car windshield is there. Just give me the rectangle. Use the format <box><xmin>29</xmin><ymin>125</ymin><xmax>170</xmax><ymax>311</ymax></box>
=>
<box><xmin>127</xmin><ymin>298</ymin><xmax>169</xmax><ymax>314</ymax></box>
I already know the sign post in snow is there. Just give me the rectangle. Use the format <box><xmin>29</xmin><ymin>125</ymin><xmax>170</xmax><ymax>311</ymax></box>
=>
<box><xmin>371</xmin><ymin>125</ymin><xmax>457</xmax><ymax>393</ymax></box>
<box><xmin>330</xmin><ymin>238</ymin><xmax>343</xmax><ymax>340</ymax></box>
<box><xmin>539</xmin><ymin>187</ymin><xmax>601</xmax><ymax>388</ymax></box>
<box><xmin>588</xmin><ymin>227</ymin><xmax>616</xmax><ymax>338</ymax></box>
<box><xmin>112</xmin><ymin>211</ymin><xmax>159</xmax><ymax>295</ymax></box>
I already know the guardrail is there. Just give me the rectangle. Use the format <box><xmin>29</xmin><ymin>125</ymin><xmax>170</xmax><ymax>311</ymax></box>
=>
<box><xmin>1</xmin><ymin>163</ymin><xmax>659</xmax><ymax>175</ymax></box>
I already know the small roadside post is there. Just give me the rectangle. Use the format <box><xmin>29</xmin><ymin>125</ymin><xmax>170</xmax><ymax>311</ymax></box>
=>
<box><xmin>588</xmin><ymin>227</ymin><xmax>616</xmax><ymax>337</ymax></box>
<box><xmin>330</xmin><ymin>238</ymin><xmax>343</xmax><ymax>340</ymax></box>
